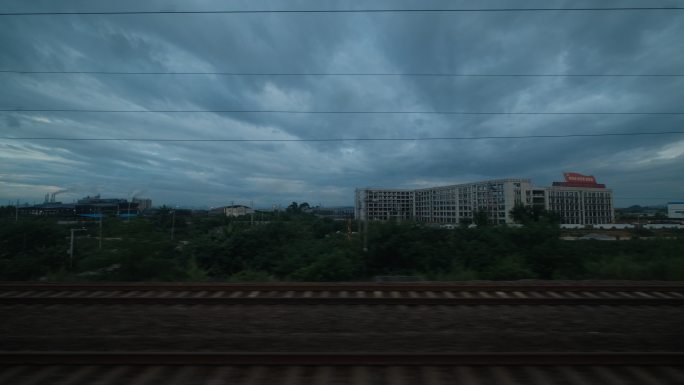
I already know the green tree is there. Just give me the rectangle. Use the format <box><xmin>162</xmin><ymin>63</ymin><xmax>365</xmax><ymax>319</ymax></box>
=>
<box><xmin>472</xmin><ymin>210</ymin><xmax>491</xmax><ymax>227</ymax></box>
<box><xmin>0</xmin><ymin>220</ymin><xmax>68</xmax><ymax>280</ymax></box>
<box><xmin>286</xmin><ymin>202</ymin><xmax>300</xmax><ymax>213</ymax></box>
<box><xmin>510</xmin><ymin>204</ymin><xmax>559</xmax><ymax>225</ymax></box>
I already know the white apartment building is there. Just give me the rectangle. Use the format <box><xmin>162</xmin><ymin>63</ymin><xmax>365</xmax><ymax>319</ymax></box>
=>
<box><xmin>355</xmin><ymin>173</ymin><xmax>614</xmax><ymax>225</ymax></box>
<box><xmin>356</xmin><ymin>179</ymin><xmax>530</xmax><ymax>225</ymax></box>
<box><xmin>414</xmin><ymin>179</ymin><xmax>532</xmax><ymax>225</ymax></box>
<box><xmin>545</xmin><ymin>173</ymin><xmax>613</xmax><ymax>225</ymax></box>
<box><xmin>546</xmin><ymin>187</ymin><xmax>613</xmax><ymax>224</ymax></box>
<box><xmin>355</xmin><ymin>189</ymin><xmax>415</xmax><ymax>222</ymax></box>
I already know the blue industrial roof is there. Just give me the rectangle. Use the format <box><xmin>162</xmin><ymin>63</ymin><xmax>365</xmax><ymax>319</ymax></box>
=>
<box><xmin>78</xmin><ymin>213</ymin><xmax>104</xmax><ymax>218</ymax></box>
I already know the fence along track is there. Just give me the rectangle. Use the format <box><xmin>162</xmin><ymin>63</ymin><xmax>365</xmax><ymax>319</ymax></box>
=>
<box><xmin>3</xmin><ymin>352</ymin><xmax>684</xmax><ymax>365</ymax></box>
<box><xmin>2</xmin><ymin>282</ymin><xmax>684</xmax><ymax>292</ymax></box>
<box><xmin>1</xmin><ymin>283</ymin><xmax>683</xmax><ymax>305</ymax></box>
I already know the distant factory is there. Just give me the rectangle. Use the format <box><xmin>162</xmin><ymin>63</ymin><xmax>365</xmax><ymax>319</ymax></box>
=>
<box><xmin>18</xmin><ymin>193</ymin><xmax>152</xmax><ymax>219</ymax></box>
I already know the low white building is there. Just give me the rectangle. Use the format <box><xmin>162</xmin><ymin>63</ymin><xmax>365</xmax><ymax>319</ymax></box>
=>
<box><xmin>211</xmin><ymin>205</ymin><xmax>254</xmax><ymax>217</ymax></box>
<box><xmin>668</xmin><ymin>202</ymin><xmax>684</xmax><ymax>219</ymax></box>
<box><xmin>592</xmin><ymin>224</ymin><xmax>634</xmax><ymax>230</ymax></box>
<box><xmin>644</xmin><ymin>223</ymin><xmax>684</xmax><ymax>229</ymax></box>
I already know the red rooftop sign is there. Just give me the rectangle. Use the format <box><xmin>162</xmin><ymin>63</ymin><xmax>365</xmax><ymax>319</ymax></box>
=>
<box><xmin>553</xmin><ymin>172</ymin><xmax>606</xmax><ymax>188</ymax></box>
<box><xmin>564</xmin><ymin>172</ymin><xmax>597</xmax><ymax>184</ymax></box>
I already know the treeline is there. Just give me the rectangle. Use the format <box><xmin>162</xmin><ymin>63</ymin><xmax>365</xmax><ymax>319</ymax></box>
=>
<box><xmin>0</xmin><ymin>205</ymin><xmax>683</xmax><ymax>281</ymax></box>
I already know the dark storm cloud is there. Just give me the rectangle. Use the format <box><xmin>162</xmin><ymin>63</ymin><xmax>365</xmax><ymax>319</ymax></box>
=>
<box><xmin>5</xmin><ymin>115</ymin><xmax>20</xmax><ymax>128</ymax></box>
<box><xmin>1</xmin><ymin>0</ymin><xmax>683</xmax><ymax>207</ymax></box>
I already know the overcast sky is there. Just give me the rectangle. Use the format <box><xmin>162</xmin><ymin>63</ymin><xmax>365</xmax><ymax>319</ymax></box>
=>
<box><xmin>1</xmin><ymin>0</ymin><xmax>683</xmax><ymax>208</ymax></box>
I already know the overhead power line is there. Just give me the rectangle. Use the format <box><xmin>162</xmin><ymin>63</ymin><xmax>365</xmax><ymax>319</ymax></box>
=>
<box><xmin>2</xmin><ymin>70</ymin><xmax>682</xmax><ymax>77</ymax></box>
<box><xmin>2</xmin><ymin>108</ymin><xmax>683</xmax><ymax>116</ymax></box>
<box><xmin>3</xmin><ymin>131</ymin><xmax>683</xmax><ymax>143</ymax></box>
<box><xmin>1</xmin><ymin>7</ymin><xmax>683</xmax><ymax>16</ymax></box>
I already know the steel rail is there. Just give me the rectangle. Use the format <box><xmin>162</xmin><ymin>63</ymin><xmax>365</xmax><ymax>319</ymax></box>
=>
<box><xmin>2</xmin><ymin>282</ymin><xmax>683</xmax><ymax>292</ymax></box>
<box><xmin>2</xmin><ymin>351</ymin><xmax>682</xmax><ymax>366</ymax></box>
<box><xmin>1</xmin><ymin>295</ymin><xmax>682</xmax><ymax>306</ymax></box>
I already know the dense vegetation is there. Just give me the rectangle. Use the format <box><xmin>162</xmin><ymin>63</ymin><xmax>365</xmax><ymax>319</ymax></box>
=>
<box><xmin>1</xmin><ymin>204</ymin><xmax>683</xmax><ymax>281</ymax></box>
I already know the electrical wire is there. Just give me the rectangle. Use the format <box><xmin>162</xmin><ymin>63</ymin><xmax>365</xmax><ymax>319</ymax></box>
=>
<box><xmin>1</xmin><ymin>8</ymin><xmax>683</xmax><ymax>16</ymax></box>
<box><xmin>3</xmin><ymin>109</ymin><xmax>683</xmax><ymax>115</ymax></box>
<box><xmin>3</xmin><ymin>131</ymin><xmax>683</xmax><ymax>143</ymax></box>
<box><xmin>1</xmin><ymin>70</ymin><xmax>682</xmax><ymax>77</ymax></box>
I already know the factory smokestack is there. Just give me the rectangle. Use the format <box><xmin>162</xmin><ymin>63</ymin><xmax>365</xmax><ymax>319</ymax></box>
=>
<box><xmin>50</xmin><ymin>189</ymin><xmax>70</xmax><ymax>203</ymax></box>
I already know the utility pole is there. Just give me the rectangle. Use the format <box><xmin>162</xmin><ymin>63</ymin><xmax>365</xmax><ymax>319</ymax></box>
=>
<box><xmin>15</xmin><ymin>199</ymin><xmax>19</xmax><ymax>223</ymax></box>
<box><xmin>363</xmin><ymin>218</ymin><xmax>368</xmax><ymax>252</ymax></box>
<box><xmin>99</xmin><ymin>208</ymin><xmax>103</xmax><ymax>249</ymax></box>
<box><xmin>362</xmin><ymin>190</ymin><xmax>369</xmax><ymax>252</ymax></box>
<box><xmin>68</xmin><ymin>228</ymin><xmax>86</xmax><ymax>269</ymax></box>
<box><xmin>250</xmin><ymin>200</ymin><xmax>254</xmax><ymax>227</ymax></box>
<box><xmin>171</xmin><ymin>209</ymin><xmax>176</xmax><ymax>241</ymax></box>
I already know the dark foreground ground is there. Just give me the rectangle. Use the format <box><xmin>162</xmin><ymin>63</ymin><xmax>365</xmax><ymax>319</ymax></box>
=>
<box><xmin>4</xmin><ymin>364</ymin><xmax>684</xmax><ymax>385</ymax></box>
<box><xmin>2</xmin><ymin>304</ymin><xmax>683</xmax><ymax>352</ymax></box>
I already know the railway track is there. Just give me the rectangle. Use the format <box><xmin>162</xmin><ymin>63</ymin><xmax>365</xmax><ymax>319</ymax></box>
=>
<box><xmin>4</xmin><ymin>351</ymin><xmax>684</xmax><ymax>365</ymax></box>
<box><xmin>1</xmin><ymin>352</ymin><xmax>683</xmax><ymax>385</ymax></box>
<box><xmin>1</xmin><ymin>283</ymin><xmax>683</xmax><ymax>305</ymax></box>
<box><xmin>3</xmin><ymin>285</ymin><xmax>683</xmax><ymax>383</ymax></box>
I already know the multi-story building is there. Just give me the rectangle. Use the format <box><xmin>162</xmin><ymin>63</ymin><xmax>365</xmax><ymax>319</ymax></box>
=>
<box><xmin>357</xmin><ymin>179</ymin><xmax>530</xmax><ymax>225</ymax></box>
<box><xmin>546</xmin><ymin>173</ymin><xmax>614</xmax><ymax>225</ymax></box>
<box><xmin>355</xmin><ymin>189</ymin><xmax>415</xmax><ymax>222</ymax></box>
<box><xmin>413</xmin><ymin>179</ymin><xmax>531</xmax><ymax>225</ymax></box>
<box><xmin>355</xmin><ymin>173</ymin><xmax>614</xmax><ymax>225</ymax></box>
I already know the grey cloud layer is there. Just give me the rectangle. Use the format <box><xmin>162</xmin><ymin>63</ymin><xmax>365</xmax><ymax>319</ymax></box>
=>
<box><xmin>1</xmin><ymin>0</ymin><xmax>683</xmax><ymax>207</ymax></box>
